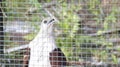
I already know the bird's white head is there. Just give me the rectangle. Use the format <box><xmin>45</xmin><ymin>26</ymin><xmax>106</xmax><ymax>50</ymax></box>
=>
<box><xmin>40</xmin><ymin>17</ymin><xmax>56</xmax><ymax>35</ymax></box>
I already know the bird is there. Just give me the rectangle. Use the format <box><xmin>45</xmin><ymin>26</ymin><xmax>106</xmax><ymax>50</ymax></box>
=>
<box><xmin>23</xmin><ymin>17</ymin><xmax>67</xmax><ymax>67</ymax></box>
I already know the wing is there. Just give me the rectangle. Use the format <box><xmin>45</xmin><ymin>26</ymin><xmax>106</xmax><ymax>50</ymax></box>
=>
<box><xmin>23</xmin><ymin>48</ymin><xmax>30</xmax><ymax>67</ymax></box>
<box><xmin>49</xmin><ymin>48</ymin><xmax>67</xmax><ymax>67</ymax></box>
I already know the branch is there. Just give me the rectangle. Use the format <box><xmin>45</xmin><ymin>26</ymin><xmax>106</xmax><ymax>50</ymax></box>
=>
<box><xmin>88</xmin><ymin>29</ymin><xmax>120</xmax><ymax>37</ymax></box>
<box><xmin>0</xmin><ymin>3</ymin><xmax>7</xmax><ymax>18</ymax></box>
<box><xmin>25</xmin><ymin>1</ymin><xmax>57</xmax><ymax>15</ymax></box>
<box><xmin>107</xmin><ymin>38</ymin><xmax>120</xmax><ymax>43</ymax></box>
<box><xmin>25</xmin><ymin>1</ymin><xmax>60</xmax><ymax>22</ymax></box>
<box><xmin>4</xmin><ymin>44</ymin><xmax>29</xmax><ymax>53</ymax></box>
<box><xmin>43</xmin><ymin>8</ymin><xmax>60</xmax><ymax>22</ymax></box>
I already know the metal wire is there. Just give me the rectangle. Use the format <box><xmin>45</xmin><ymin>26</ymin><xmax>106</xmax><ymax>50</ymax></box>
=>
<box><xmin>0</xmin><ymin>0</ymin><xmax>120</xmax><ymax>67</ymax></box>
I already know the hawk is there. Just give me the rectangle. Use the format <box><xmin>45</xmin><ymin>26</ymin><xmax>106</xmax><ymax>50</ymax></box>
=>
<box><xmin>23</xmin><ymin>17</ymin><xmax>67</xmax><ymax>67</ymax></box>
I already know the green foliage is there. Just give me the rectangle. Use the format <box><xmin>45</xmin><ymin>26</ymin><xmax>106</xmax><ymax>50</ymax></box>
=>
<box><xmin>111</xmin><ymin>54</ymin><xmax>118</xmax><ymax>64</ymax></box>
<box><xmin>103</xmin><ymin>7</ymin><xmax>117</xmax><ymax>30</ymax></box>
<box><xmin>87</xmin><ymin>0</ymin><xmax>101</xmax><ymax>17</ymax></box>
<box><xmin>4</xmin><ymin>0</ymin><xmax>29</xmax><ymax>20</ymax></box>
<box><xmin>87</xmin><ymin>0</ymin><xmax>118</xmax><ymax>31</ymax></box>
<box><xmin>111</xmin><ymin>54</ymin><xmax>118</xmax><ymax>63</ymax></box>
<box><xmin>29</xmin><ymin>0</ymin><xmax>41</xmax><ymax>7</ymax></box>
<box><xmin>75</xmin><ymin>34</ymin><xmax>115</xmax><ymax>62</ymax></box>
<box><xmin>56</xmin><ymin>2</ymin><xmax>80</xmax><ymax>60</ymax></box>
<box><xmin>85</xmin><ymin>0</ymin><xmax>119</xmax><ymax>62</ymax></box>
<box><xmin>3</xmin><ymin>0</ymin><xmax>120</xmax><ymax>63</ymax></box>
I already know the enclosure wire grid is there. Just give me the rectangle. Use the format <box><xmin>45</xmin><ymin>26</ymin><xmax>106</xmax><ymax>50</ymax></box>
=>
<box><xmin>0</xmin><ymin>0</ymin><xmax>120</xmax><ymax>67</ymax></box>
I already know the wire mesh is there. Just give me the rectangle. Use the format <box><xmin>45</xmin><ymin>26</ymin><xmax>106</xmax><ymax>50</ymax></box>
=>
<box><xmin>0</xmin><ymin>0</ymin><xmax>120</xmax><ymax>67</ymax></box>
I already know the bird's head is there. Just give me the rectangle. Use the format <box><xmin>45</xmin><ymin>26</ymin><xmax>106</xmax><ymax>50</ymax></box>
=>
<box><xmin>40</xmin><ymin>17</ymin><xmax>56</xmax><ymax>34</ymax></box>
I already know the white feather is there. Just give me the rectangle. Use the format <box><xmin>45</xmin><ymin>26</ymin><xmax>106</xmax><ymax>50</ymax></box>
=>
<box><xmin>29</xmin><ymin>18</ymin><xmax>57</xmax><ymax>67</ymax></box>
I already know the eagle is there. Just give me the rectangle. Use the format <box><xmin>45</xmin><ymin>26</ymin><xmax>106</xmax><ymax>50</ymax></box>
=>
<box><xmin>23</xmin><ymin>17</ymin><xmax>67</xmax><ymax>67</ymax></box>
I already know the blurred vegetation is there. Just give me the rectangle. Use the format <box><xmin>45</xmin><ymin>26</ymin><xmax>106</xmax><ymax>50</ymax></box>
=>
<box><xmin>3</xmin><ymin>0</ymin><xmax>120</xmax><ymax>65</ymax></box>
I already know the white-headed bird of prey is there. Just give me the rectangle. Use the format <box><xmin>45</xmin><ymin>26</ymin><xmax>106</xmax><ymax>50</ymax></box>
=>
<box><xmin>23</xmin><ymin>17</ymin><xmax>67</xmax><ymax>67</ymax></box>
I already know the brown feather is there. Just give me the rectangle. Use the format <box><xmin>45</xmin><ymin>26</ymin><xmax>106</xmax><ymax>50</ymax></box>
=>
<box><xmin>49</xmin><ymin>48</ymin><xmax>67</xmax><ymax>67</ymax></box>
<box><xmin>23</xmin><ymin>48</ymin><xmax>30</xmax><ymax>67</ymax></box>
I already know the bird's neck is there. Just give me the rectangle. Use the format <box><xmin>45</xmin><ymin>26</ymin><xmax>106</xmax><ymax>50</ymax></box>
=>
<box><xmin>38</xmin><ymin>31</ymin><xmax>55</xmax><ymax>38</ymax></box>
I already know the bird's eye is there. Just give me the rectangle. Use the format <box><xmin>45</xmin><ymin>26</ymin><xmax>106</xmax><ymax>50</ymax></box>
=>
<box><xmin>44</xmin><ymin>20</ymin><xmax>47</xmax><ymax>23</ymax></box>
<box><xmin>52</xmin><ymin>19</ymin><xmax>54</xmax><ymax>21</ymax></box>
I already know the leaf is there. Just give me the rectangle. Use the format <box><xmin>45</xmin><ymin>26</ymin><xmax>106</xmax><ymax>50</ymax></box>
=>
<box><xmin>112</xmin><ymin>54</ymin><xmax>118</xmax><ymax>64</ymax></box>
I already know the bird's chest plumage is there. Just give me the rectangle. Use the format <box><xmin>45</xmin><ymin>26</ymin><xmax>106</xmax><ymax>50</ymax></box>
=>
<box><xmin>29</xmin><ymin>36</ymin><xmax>57</xmax><ymax>67</ymax></box>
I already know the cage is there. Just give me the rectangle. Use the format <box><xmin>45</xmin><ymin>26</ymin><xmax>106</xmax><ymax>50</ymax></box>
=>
<box><xmin>0</xmin><ymin>0</ymin><xmax>120</xmax><ymax>67</ymax></box>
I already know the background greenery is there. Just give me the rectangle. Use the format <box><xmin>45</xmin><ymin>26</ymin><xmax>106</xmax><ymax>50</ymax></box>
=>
<box><xmin>2</xmin><ymin>0</ymin><xmax>120</xmax><ymax>66</ymax></box>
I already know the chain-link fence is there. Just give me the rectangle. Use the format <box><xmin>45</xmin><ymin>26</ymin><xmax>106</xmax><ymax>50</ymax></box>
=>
<box><xmin>0</xmin><ymin>0</ymin><xmax>120</xmax><ymax>67</ymax></box>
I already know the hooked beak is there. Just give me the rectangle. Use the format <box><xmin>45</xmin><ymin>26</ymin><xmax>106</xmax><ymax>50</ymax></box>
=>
<box><xmin>48</xmin><ymin>18</ymin><xmax>56</xmax><ymax>28</ymax></box>
<box><xmin>48</xmin><ymin>18</ymin><xmax>55</xmax><ymax>24</ymax></box>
